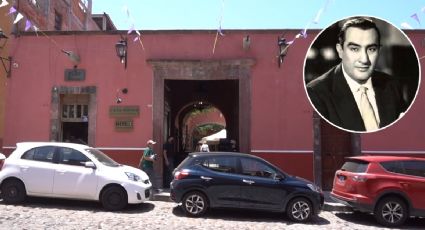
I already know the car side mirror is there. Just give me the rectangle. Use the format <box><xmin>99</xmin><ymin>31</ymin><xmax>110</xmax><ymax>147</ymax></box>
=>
<box><xmin>274</xmin><ymin>174</ymin><xmax>285</xmax><ymax>181</ymax></box>
<box><xmin>85</xmin><ymin>161</ymin><xmax>96</xmax><ymax>169</ymax></box>
<box><xmin>0</xmin><ymin>153</ymin><xmax>5</xmax><ymax>160</ymax></box>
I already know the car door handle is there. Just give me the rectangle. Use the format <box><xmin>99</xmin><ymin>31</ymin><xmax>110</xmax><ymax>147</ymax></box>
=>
<box><xmin>20</xmin><ymin>166</ymin><xmax>29</xmax><ymax>171</ymax></box>
<box><xmin>200</xmin><ymin>176</ymin><xmax>212</xmax><ymax>181</ymax></box>
<box><xmin>56</xmin><ymin>169</ymin><xmax>67</xmax><ymax>174</ymax></box>
<box><xmin>243</xmin><ymin>179</ymin><xmax>255</xmax><ymax>185</ymax></box>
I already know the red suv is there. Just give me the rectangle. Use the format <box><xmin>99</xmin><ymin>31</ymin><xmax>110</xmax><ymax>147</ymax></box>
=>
<box><xmin>331</xmin><ymin>156</ymin><xmax>425</xmax><ymax>227</ymax></box>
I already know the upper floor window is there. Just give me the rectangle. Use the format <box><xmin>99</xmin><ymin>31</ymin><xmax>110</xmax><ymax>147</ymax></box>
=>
<box><xmin>79</xmin><ymin>0</ymin><xmax>89</xmax><ymax>13</ymax></box>
<box><xmin>62</xmin><ymin>104</ymin><xmax>88</xmax><ymax>121</ymax></box>
<box><xmin>54</xmin><ymin>10</ymin><xmax>62</xmax><ymax>31</ymax></box>
<box><xmin>28</xmin><ymin>0</ymin><xmax>39</xmax><ymax>8</ymax></box>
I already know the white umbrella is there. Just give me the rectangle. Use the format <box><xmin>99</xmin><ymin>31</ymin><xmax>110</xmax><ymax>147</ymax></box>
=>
<box><xmin>200</xmin><ymin>129</ymin><xmax>227</xmax><ymax>144</ymax></box>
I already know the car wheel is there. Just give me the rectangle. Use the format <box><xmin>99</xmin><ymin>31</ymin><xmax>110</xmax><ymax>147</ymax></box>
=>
<box><xmin>374</xmin><ymin>196</ymin><xmax>408</xmax><ymax>227</ymax></box>
<box><xmin>286</xmin><ymin>197</ymin><xmax>313</xmax><ymax>222</ymax></box>
<box><xmin>182</xmin><ymin>191</ymin><xmax>208</xmax><ymax>217</ymax></box>
<box><xmin>1</xmin><ymin>179</ymin><xmax>26</xmax><ymax>204</ymax></box>
<box><xmin>101</xmin><ymin>186</ymin><xmax>128</xmax><ymax>211</ymax></box>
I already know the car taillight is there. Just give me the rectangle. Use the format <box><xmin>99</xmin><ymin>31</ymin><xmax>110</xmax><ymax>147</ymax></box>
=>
<box><xmin>352</xmin><ymin>175</ymin><xmax>367</xmax><ymax>182</ymax></box>
<box><xmin>174</xmin><ymin>171</ymin><xmax>189</xmax><ymax>180</ymax></box>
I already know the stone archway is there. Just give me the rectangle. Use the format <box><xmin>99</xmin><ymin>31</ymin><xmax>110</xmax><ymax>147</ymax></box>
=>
<box><xmin>148</xmin><ymin>59</ymin><xmax>254</xmax><ymax>187</ymax></box>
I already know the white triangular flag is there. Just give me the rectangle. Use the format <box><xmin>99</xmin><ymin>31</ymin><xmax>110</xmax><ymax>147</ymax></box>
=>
<box><xmin>401</xmin><ymin>22</ymin><xmax>413</xmax><ymax>29</ymax></box>
<box><xmin>13</xmin><ymin>13</ymin><xmax>23</xmax><ymax>24</ymax></box>
<box><xmin>0</xmin><ymin>0</ymin><xmax>9</xmax><ymax>8</ymax></box>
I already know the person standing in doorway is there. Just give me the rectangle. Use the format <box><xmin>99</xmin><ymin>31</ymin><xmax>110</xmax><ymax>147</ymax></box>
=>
<box><xmin>162</xmin><ymin>136</ymin><xmax>175</xmax><ymax>187</ymax></box>
<box><xmin>200</xmin><ymin>141</ymin><xmax>210</xmax><ymax>152</ymax></box>
<box><xmin>140</xmin><ymin>140</ymin><xmax>157</xmax><ymax>187</ymax></box>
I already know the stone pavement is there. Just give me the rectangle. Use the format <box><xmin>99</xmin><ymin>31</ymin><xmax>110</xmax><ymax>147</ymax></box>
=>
<box><xmin>152</xmin><ymin>189</ymin><xmax>353</xmax><ymax>212</ymax></box>
<box><xmin>1</xmin><ymin>197</ymin><xmax>425</xmax><ymax>230</ymax></box>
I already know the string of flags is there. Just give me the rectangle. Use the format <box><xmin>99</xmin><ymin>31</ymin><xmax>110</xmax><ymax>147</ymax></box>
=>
<box><xmin>212</xmin><ymin>0</ymin><xmax>225</xmax><ymax>54</ymax></box>
<box><xmin>399</xmin><ymin>7</ymin><xmax>425</xmax><ymax>60</ymax></box>
<box><xmin>1</xmin><ymin>0</ymin><xmax>424</xmax><ymax>60</ymax></box>
<box><xmin>1</xmin><ymin>0</ymin><xmax>64</xmax><ymax>53</ymax></box>
<box><xmin>122</xmin><ymin>5</ymin><xmax>145</xmax><ymax>51</ymax></box>
<box><xmin>0</xmin><ymin>0</ymin><xmax>146</xmax><ymax>57</ymax></box>
<box><xmin>282</xmin><ymin>0</ymin><xmax>333</xmax><ymax>52</ymax></box>
<box><xmin>401</xmin><ymin>7</ymin><xmax>425</xmax><ymax>29</ymax></box>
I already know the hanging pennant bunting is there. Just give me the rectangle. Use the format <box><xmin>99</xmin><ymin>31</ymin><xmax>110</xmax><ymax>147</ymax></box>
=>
<box><xmin>8</xmin><ymin>6</ymin><xmax>16</xmax><ymax>15</ymax></box>
<box><xmin>213</xmin><ymin>0</ymin><xmax>225</xmax><ymax>54</ymax></box>
<box><xmin>300</xmin><ymin>29</ymin><xmax>307</xmax><ymax>38</ymax></box>
<box><xmin>25</xmin><ymin>20</ymin><xmax>32</xmax><ymax>31</ymax></box>
<box><xmin>33</xmin><ymin>25</ymin><xmax>39</xmax><ymax>36</ymax></box>
<box><xmin>218</xmin><ymin>25</ymin><xmax>225</xmax><ymax>36</ymax></box>
<box><xmin>410</xmin><ymin>13</ymin><xmax>421</xmax><ymax>25</ymax></box>
<box><xmin>127</xmin><ymin>23</ymin><xmax>135</xmax><ymax>34</ymax></box>
<box><xmin>122</xmin><ymin>5</ymin><xmax>130</xmax><ymax>18</ymax></box>
<box><xmin>401</xmin><ymin>22</ymin><xmax>414</xmax><ymax>29</ymax></box>
<box><xmin>0</xmin><ymin>0</ymin><xmax>9</xmax><ymax>8</ymax></box>
<box><xmin>313</xmin><ymin>8</ymin><xmax>324</xmax><ymax>24</ymax></box>
<box><xmin>13</xmin><ymin>13</ymin><xmax>24</xmax><ymax>24</ymax></box>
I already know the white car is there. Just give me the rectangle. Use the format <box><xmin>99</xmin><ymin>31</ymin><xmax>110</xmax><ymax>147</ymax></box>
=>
<box><xmin>0</xmin><ymin>142</ymin><xmax>152</xmax><ymax>211</ymax></box>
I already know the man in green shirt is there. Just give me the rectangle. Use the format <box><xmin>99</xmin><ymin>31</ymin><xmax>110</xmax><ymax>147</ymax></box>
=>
<box><xmin>140</xmin><ymin>140</ymin><xmax>156</xmax><ymax>184</ymax></box>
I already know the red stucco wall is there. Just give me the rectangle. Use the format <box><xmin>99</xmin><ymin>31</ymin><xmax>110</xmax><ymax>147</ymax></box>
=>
<box><xmin>4</xmin><ymin>30</ymin><xmax>314</xmax><ymax>148</ymax></box>
<box><xmin>361</xmin><ymin>31</ymin><xmax>425</xmax><ymax>154</ymax></box>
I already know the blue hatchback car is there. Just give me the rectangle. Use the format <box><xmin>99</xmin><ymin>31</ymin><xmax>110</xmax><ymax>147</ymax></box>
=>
<box><xmin>170</xmin><ymin>152</ymin><xmax>324</xmax><ymax>222</ymax></box>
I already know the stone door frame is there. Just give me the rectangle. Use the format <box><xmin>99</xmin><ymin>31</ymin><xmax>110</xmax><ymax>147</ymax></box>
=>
<box><xmin>148</xmin><ymin>59</ymin><xmax>255</xmax><ymax>187</ymax></box>
<box><xmin>50</xmin><ymin>86</ymin><xmax>97</xmax><ymax>146</ymax></box>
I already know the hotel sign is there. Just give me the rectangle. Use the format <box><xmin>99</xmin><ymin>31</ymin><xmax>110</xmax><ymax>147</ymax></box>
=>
<box><xmin>115</xmin><ymin>119</ymin><xmax>134</xmax><ymax>131</ymax></box>
<box><xmin>109</xmin><ymin>106</ymin><xmax>140</xmax><ymax>117</ymax></box>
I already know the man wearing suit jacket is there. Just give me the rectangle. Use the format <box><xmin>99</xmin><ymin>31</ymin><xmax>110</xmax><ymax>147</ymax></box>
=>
<box><xmin>306</xmin><ymin>17</ymin><xmax>406</xmax><ymax>132</ymax></box>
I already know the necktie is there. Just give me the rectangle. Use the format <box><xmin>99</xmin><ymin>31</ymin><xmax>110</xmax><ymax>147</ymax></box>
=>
<box><xmin>359</xmin><ymin>86</ymin><xmax>379</xmax><ymax>131</ymax></box>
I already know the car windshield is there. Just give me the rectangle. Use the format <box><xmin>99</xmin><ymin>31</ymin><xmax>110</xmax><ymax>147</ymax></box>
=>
<box><xmin>85</xmin><ymin>148</ymin><xmax>120</xmax><ymax>167</ymax></box>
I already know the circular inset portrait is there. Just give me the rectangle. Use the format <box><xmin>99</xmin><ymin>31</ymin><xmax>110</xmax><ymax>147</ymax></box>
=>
<box><xmin>304</xmin><ymin>16</ymin><xmax>420</xmax><ymax>133</ymax></box>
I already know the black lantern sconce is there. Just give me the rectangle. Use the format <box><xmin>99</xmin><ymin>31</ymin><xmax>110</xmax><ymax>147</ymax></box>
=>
<box><xmin>0</xmin><ymin>30</ymin><xmax>12</xmax><ymax>78</ymax></box>
<box><xmin>115</xmin><ymin>37</ymin><xmax>127</xmax><ymax>69</ymax></box>
<box><xmin>278</xmin><ymin>36</ymin><xmax>289</xmax><ymax>68</ymax></box>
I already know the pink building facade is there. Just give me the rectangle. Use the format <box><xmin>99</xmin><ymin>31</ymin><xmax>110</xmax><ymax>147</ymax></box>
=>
<box><xmin>2</xmin><ymin>30</ymin><xmax>424</xmax><ymax>188</ymax></box>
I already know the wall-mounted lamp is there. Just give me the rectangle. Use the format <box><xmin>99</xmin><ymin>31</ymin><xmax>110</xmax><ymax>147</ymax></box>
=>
<box><xmin>243</xmin><ymin>35</ymin><xmax>251</xmax><ymax>51</ymax></box>
<box><xmin>278</xmin><ymin>36</ymin><xmax>289</xmax><ymax>68</ymax></box>
<box><xmin>116</xmin><ymin>88</ymin><xmax>128</xmax><ymax>104</ymax></box>
<box><xmin>115</xmin><ymin>38</ymin><xmax>127</xmax><ymax>69</ymax></box>
<box><xmin>0</xmin><ymin>31</ymin><xmax>11</xmax><ymax>77</ymax></box>
<box><xmin>61</xmin><ymin>50</ymin><xmax>81</xmax><ymax>66</ymax></box>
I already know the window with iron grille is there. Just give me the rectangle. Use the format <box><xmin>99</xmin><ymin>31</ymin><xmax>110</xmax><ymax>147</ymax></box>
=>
<box><xmin>62</xmin><ymin>104</ymin><xmax>88</xmax><ymax>121</ymax></box>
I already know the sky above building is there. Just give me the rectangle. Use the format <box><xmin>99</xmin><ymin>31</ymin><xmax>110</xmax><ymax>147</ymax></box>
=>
<box><xmin>92</xmin><ymin>0</ymin><xmax>425</xmax><ymax>31</ymax></box>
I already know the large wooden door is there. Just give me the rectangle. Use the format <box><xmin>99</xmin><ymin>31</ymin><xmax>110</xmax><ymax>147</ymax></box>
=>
<box><xmin>320</xmin><ymin>121</ymin><xmax>354</xmax><ymax>190</ymax></box>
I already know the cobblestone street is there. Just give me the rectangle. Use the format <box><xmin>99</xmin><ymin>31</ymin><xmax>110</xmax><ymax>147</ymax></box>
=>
<box><xmin>0</xmin><ymin>198</ymin><xmax>424</xmax><ymax>230</ymax></box>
